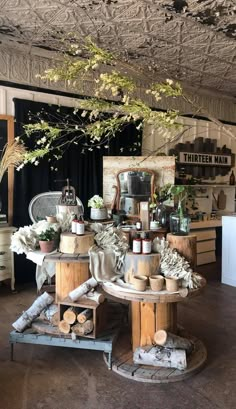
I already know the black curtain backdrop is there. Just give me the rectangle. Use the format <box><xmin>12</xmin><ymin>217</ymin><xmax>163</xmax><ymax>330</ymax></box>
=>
<box><xmin>13</xmin><ymin>98</ymin><xmax>142</xmax><ymax>283</ymax></box>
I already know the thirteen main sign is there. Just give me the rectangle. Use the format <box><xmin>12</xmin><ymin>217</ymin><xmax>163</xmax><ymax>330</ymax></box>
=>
<box><xmin>179</xmin><ymin>152</ymin><xmax>231</xmax><ymax>167</ymax></box>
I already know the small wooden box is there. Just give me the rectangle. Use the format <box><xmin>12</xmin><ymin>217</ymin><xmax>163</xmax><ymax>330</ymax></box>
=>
<box><xmin>59</xmin><ymin>298</ymin><xmax>107</xmax><ymax>339</ymax></box>
<box><xmin>139</xmin><ymin>201</ymin><xmax>150</xmax><ymax>230</ymax></box>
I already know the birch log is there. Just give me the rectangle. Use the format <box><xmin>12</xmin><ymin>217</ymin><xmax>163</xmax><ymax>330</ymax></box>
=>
<box><xmin>77</xmin><ymin>308</ymin><xmax>92</xmax><ymax>324</ymax></box>
<box><xmin>154</xmin><ymin>330</ymin><xmax>193</xmax><ymax>353</ymax></box>
<box><xmin>79</xmin><ymin>291</ymin><xmax>105</xmax><ymax>304</ymax></box>
<box><xmin>71</xmin><ymin>320</ymin><xmax>94</xmax><ymax>335</ymax></box>
<box><xmin>58</xmin><ymin>320</ymin><xmax>71</xmax><ymax>334</ymax></box>
<box><xmin>42</xmin><ymin>304</ymin><xmax>59</xmax><ymax>326</ymax></box>
<box><xmin>12</xmin><ymin>292</ymin><xmax>54</xmax><ymax>332</ymax></box>
<box><xmin>63</xmin><ymin>307</ymin><xmax>77</xmax><ymax>325</ymax></box>
<box><xmin>69</xmin><ymin>278</ymin><xmax>98</xmax><ymax>302</ymax></box>
<box><xmin>133</xmin><ymin>346</ymin><xmax>187</xmax><ymax>370</ymax></box>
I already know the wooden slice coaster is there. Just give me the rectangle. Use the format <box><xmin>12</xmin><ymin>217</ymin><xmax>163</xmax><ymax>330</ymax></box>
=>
<box><xmin>103</xmin><ymin>331</ymin><xmax>207</xmax><ymax>383</ymax></box>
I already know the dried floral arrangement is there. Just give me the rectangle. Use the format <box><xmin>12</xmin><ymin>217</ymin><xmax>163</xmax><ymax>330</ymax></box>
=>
<box><xmin>0</xmin><ymin>140</ymin><xmax>26</xmax><ymax>181</ymax></box>
<box><xmin>10</xmin><ymin>213</ymin><xmax>73</xmax><ymax>255</ymax></box>
<box><xmin>153</xmin><ymin>237</ymin><xmax>202</xmax><ymax>289</ymax></box>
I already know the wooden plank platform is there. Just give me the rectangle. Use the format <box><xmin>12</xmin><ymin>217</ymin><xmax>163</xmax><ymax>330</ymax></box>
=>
<box><xmin>103</xmin><ymin>330</ymin><xmax>207</xmax><ymax>383</ymax></box>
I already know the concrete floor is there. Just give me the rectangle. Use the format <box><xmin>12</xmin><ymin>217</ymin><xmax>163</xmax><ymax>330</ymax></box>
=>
<box><xmin>0</xmin><ymin>275</ymin><xmax>236</xmax><ymax>409</ymax></box>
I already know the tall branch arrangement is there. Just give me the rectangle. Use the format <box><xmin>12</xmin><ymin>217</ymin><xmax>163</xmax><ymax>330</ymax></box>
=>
<box><xmin>17</xmin><ymin>38</ymin><xmax>183</xmax><ymax>169</ymax></box>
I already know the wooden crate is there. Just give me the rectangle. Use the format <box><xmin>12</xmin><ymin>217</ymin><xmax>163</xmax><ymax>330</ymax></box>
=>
<box><xmin>197</xmin><ymin>251</ymin><xmax>216</xmax><ymax>265</ymax></box>
<box><xmin>192</xmin><ymin>228</ymin><xmax>217</xmax><ymax>266</ymax></box>
<box><xmin>59</xmin><ymin>298</ymin><xmax>107</xmax><ymax>339</ymax></box>
<box><xmin>197</xmin><ymin>239</ymin><xmax>216</xmax><ymax>254</ymax></box>
<box><xmin>194</xmin><ymin>228</ymin><xmax>216</xmax><ymax>241</ymax></box>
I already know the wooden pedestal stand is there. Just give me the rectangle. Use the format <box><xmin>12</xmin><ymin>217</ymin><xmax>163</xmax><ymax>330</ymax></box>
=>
<box><xmin>102</xmin><ymin>277</ymin><xmax>207</xmax><ymax>383</ymax></box>
<box><xmin>167</xmin><ymin>233</ymin><xmax>197</xmax><ymax>270</ymax></box>
<box><xmin>123</xmin><ymin>252</ymin><xmax>160</xmax><ymax>284</ymax></box>
<box><xmin>59</xmin><ymin>232</ymin><xmax>94</xmax><ymax>254</ymax></box>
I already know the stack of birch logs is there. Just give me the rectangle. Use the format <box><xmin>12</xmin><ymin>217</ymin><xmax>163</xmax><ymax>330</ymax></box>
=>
<box><xmin>12</xmin><ymin>292</ymin><xmax>54</xmax><ymax>332</ymax></box>
<box><xmin>133</xmin><ymin>330</ymin><xmax>193</xmax><ymax>371</ymax></box>
<box><xmin>58</xmin><ymin>277</ymin><xmax>105</xmax><ymax>337</ymax></box>
<box><xmin>41</xmin><ymin>303</ymin><xmax>59</xmax><ymax>327</ymax></box>
<box><xmin>59</xmin><ymin>306</ymin><xmax>94</xmax><ymax>335</ymax></box>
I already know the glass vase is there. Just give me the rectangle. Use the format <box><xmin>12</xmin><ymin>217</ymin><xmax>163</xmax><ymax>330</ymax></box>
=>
<box><xmin>155</xmin><ymin>202</ymin><xmax>167</xmax><ymax>227</ymax></box>
<box><xmin>169</xmin><ymin>201</ymin><xmax>190</xmax><ymax>236</ymax></box>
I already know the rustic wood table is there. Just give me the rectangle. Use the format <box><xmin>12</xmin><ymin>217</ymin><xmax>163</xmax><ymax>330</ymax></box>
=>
<box><xmin>102</xmin><ymin>277</ymin><xmax>207</xmax><ymax>383</ymax></box>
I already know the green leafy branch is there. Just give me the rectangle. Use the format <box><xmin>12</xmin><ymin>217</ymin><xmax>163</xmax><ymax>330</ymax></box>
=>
<box><xmin>18</xmin><ymin>37</ymin><xmax>184</xmax><ymax>167</ymax></box>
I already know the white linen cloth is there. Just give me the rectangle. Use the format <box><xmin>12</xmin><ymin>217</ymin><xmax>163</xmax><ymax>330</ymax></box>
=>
<box><xmin>88</xmin><ymin>247</ymin><xmax>124</xmax><ymax>282</ymax></box>
<box><xmin>27</xmin><ymin>250</ymin><xmax>56</xmax><ymax>290</ymax></box>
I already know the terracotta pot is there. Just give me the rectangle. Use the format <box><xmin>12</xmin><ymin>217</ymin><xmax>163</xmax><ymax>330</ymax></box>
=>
<box><xmin>46</xmin><ymin>216</ymin><xmax>57</xmax><ymax>223</ymax></box>
<box><xmin>149</xmin><ymin>275</ymin><xmax>164</xmax><ymax>291</ymax></box>
<box><xmin>39</xmin><ymin>240</ymin><xmax>55</xmax><ymax>253</ymax></box>
<box><xmin>165</xmin><ymin>276</ymin><xmax>179</xmax><ymax>292</ymax></box>
<box><xmin>90</xmin><ymin>207</ymin><xmax>108</xmax><ymax>220</ymax></box>
<box><xmin>133</xmin><ymin>275</ymin><xmax>148</xmax><ymax>291</ymax></box>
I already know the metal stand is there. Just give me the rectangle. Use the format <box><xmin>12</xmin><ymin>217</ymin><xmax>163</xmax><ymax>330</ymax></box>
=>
<box><xmin>9</xmin><ymin>330</ymin><xmax>119</xmax><ymax>370</ymax></box>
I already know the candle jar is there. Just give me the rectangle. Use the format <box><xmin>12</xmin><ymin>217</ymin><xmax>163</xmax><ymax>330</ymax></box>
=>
<box><xmin>76</xmin><ymin>216</ymin><xmax>85</xmax><ymax>235</ymax></box>
<box><xmin>133</xmin><ymin>237</ymin><xmax>142</xmax><ymax>254</ymax></box>
<box><xmin>142</xmin><ymin>238</ymin><xmax>152</xmax><ymax>254</ymax></box>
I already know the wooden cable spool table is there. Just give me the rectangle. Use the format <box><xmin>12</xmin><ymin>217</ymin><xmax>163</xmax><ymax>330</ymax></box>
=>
<box><xmin>45</xmin><ymin>253</ymin><xmax>91</xmax><ymax>302</ymax></box>
<box><xmin>102</xmin><ymin>277</ymin><xmax>207</xmax><ymax>383</ymax></box>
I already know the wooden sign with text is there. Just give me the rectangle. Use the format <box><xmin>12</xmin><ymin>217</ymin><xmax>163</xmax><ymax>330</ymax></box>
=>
<box><xmin>169</xmin><ymin>137</ymin><xmax>235</xmax><ymax>179</ymax></box>
<box><xmin>179</xmin><ymin>152</ymin><xmax>232</xmax><ymax>167</ymax></box>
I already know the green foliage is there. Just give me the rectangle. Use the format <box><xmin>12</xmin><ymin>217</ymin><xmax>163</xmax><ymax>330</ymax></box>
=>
<box><xmin>38</xmin><ymin>228</ymin><xmax>57</xmax><ymax>242</ymax></box>
<box><xmin>168</xmin><ymin>185</ymin><xmax>195</xmax><ymax>206</ymax></box>
<box><xmin>96</xmin><ymin>71</ymin><xmax>135</xmax><ymax>97</ymax></box>
<box><xmin>18</xmin><ymin>37</ymin><xmax>183</xmax><ymax>166</ymax></box>
<box><xmin>83</xmin><ymin>116</ymin><xmax>127</xmax><ymax>142</ymax></box>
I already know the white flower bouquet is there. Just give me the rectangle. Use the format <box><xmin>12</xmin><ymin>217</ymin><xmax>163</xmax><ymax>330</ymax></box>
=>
<box><xmin>88</xmin><ymin>195</ymin><xmax>105</xmax><ymax>209</ymax></box>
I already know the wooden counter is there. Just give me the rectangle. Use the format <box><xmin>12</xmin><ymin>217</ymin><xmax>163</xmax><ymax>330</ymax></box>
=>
<box><xmin>190</xmin><ymin>219</ymin><xmax>221</xmax><ymax>265</ymax></box>
<box><xmin>190</xmin><ymin>219</ymin><xmax>222</xmax><ymax>229</ymax></box>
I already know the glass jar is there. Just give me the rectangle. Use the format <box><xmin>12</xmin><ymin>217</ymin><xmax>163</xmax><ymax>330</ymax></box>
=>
<box><xmin>155</xmin><ymin>202</ymin><xmax>167</xmax><ymax>227</ymax></box>
<box><xmin>169</xmin><ymin>201</ymin><xmax>190</xmax><ymax>236</ymax></box>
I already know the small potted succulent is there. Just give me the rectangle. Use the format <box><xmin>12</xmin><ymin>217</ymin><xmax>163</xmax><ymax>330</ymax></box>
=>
<box><xmin>88</xmin><ymin>195</ymin><xmax>108</xmax><ymax>220</ymax></box>
<box><xmin>38</xmin><ymin>227</ymin><xmax>57</xmax><ymax>253</ymax></box>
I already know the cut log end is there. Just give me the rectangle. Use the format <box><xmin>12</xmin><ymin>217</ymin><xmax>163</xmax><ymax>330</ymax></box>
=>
<box><xmin>77</xmin><ymin>308</ymin><xmax>92</xmax><ymax>324</ymax></box>
<box><xmin>63</xmin><ymin>307</ymin><xmax>77</xmax><ymax>325</ymax></box>
<box><xmin>58</xmin><ymin>320</ymin><xmax>71</xmax><ymax>334</ymax></box>
<box><xmin>154</xmin><ymin>329</ymin><xmax>167</xmax><ymax>346</ymax></box>
<box><xmin>72</xmin><ymin>320</ymin><xmax>94</xmax><ymax>336</ymax></box>
<box><xmin>154</xmin><ymin>330</ymin><xmax>193</xmax><ymax>353</ymax></box>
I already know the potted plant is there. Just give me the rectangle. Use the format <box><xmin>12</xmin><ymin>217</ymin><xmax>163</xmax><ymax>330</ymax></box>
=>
<box><xmin>88</xmin><ymin>195</ymin><xmax>108</xmax><ymax>220</ymax></box>
<box><xmin>38</xmin><ymin>227</ymin><xmax>57</xmax><ymax>253</ymax></box>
